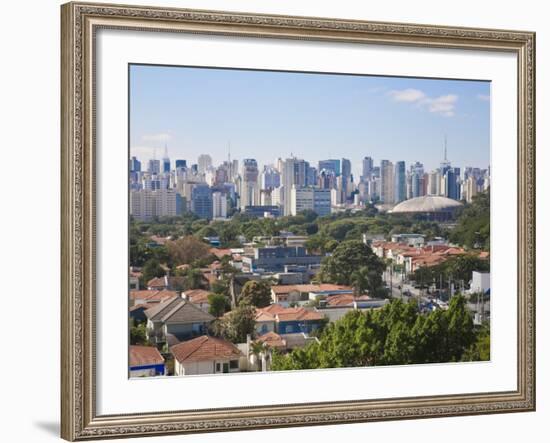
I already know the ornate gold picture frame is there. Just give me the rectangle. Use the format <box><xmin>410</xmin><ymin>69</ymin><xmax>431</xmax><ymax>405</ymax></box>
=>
<box><xmin>61</xmin><ymin>2</ymin><xmax>535</xmax><ymax>440</ymax></box>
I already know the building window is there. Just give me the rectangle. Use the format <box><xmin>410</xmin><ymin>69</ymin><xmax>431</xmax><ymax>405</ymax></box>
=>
<box><xmin>215</xmin><ymin>362</ymin><xmax>221</xmax><ymax>372</ymax></box>
<box><xmin>229</xmin><ymin>360</ymin><xmax>238</xmax><ymax>369</ymax></box>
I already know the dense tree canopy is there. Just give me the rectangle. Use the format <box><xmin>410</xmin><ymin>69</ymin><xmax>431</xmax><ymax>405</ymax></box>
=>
<box><xmin>410</xmin><ymin>255</ymin><xmax>490</xmax><ymax>291</ymax></box>
<box><xmin>318</xmin><ymin>240</ymin><xmax>385</xmax><ymax>295</ymax></box>
<box><xmin>238</xmin><ymin>280</ymin><xmax>272</xmax><ymax>308</ymax></box>
<box><xmin>211</xmin><ymin>305</ymin><xmax>257</xmax><ymax>344</ymax></box>
<box><xmin>166</xmin><ymin>235</ymin><xmax>211</xmax><ymax>265</ymax></box>
<box><xmin>271</xmin><ymin>296</ymin><xmax>480</xmax><ymax>370</ymax></box>
<box><xmin>450</xmin><ymin>190</ymin><xmax>490</xmax><ymax>250</ymax></box>
<box><xmin>208</xmin><ymin>293</ymin><xmax>230</xmax><ymax>317</ymax></box>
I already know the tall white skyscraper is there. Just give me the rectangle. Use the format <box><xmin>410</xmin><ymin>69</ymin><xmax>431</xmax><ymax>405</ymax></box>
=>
<box><xmin>198</xmin><ymin>154</ymin><xmax>212</xmax><ymax>173</ymax></box>
<box><xmin>362</xmin><ymin>157</ymin><xmax>374</xmax><ymax>181</ymax></box>
<box><xmin>240</xmin><ymin>159</ymin><xmax>260</xmax><ymax>209</ymax></box>
<box><xmin>148</xmin><ymin>159</ymin><xmax>161</xmax><ymax>175</ymax></box>
<box><xmin>212</xmin><ymin>191</ymin><xmax>228</xmax><ymax>218</ymax></box>
<box><xmin>427</xmin><ymin>171</ymin><xmax>441</xmax><ymax>196</ymax></box>
<box><xmin>281</xmin><ymin>158</ymin><xmax>308</xmax><ymax>215</ymax></box>
<box><xmin>380</xmin><ymin>160</ymin><xmax>394</xmax><ymax>204</ymax></box>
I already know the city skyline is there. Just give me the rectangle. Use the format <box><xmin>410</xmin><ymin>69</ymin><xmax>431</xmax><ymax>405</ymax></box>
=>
<box><xmin>130</xmin><ymin>65</ymin><xmax>491</xmax><ymax>178</ymax></box>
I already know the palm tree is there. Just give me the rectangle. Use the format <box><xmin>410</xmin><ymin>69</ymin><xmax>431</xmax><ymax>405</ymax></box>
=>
<box><xmin>249</xmin><ymin>341</ymin><xmax>268</xmax><ymax>371</ymax></box>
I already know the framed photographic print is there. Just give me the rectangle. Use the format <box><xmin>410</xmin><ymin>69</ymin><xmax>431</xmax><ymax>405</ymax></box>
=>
<box><xmin>61</xmin><ymin>1</ymin><xmax>536</xmax><ymax>441</ymax></box>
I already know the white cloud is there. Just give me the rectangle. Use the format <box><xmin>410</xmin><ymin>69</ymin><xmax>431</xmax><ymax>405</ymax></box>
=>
<box><xmin>477</xmin><ymin>94</ymin><xmax>490</xmax><ymax>102</ymax></box>
<box><xmin>388</xmin><ymin>88</ymin><xmax>426</xmax><ymax>102</ymax></box>
<box><xmin>141</xmin><ymin>133</ymin><xmax>172</xmax><ymax>142</ymax></box>
<box><xmin>424</xmin><ymin>94</ymin><xmax>458</xmax><ymax>117</ymax></box>
<box><xmin>388</xmin><ymin>88</ymin><xmax>458</xmax><ymax>117</ymax></box>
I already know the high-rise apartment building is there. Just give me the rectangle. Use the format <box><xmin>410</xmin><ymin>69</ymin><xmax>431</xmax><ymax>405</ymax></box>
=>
<box><xmin>198</xmin><ymin>154</ymin><xmax>212</xmax><ymax>173</ymax></box>
<box><xmin>130</xmin><ymin>156</ymin><xmax>141</xmax><ymax>173</ymax></box>
<box><xmin>290</xmin><ymin>186</ymin><xmax>331</xmax><ymax>216</ymax></box>
<box><xmin>394</xmin><ymin>161</ymin><xmax>406</xmax><ymax>203</ymax></box>
<box><xmin>191</xmin><ymin>184</ymin><xmax>213</xmax><ymax>220</ymax></box>
<box><xmin>260</xmin><ymin>166</ymin><xmax>281</xmax><ymax>190</ymax></box>
<box><xmin>318</xmin><ymin>159</ymin><xmax>341</xmax><ymax>176</ymax></box>
<box><xmin>362</xmin><ymin>157</ymin><xmax>373</xmax><ymax>181</ymax></box>
<box><xmin>240</xmin><ymin>159</ymin><xmax>260</xmax><ymax>209</ymax></box>
<box><xmin>130</xmin><ymin>189</ymin><xmax>176</xmax><ymax>221</ymax></box>
<box><xmin>148</xmin><ymin>159</ymin><xmax>161</xmax><ymax>175</ymax></box>
<box><xmin>212</xmin><ymin>191</ymin><xmax>228</xmax><ymax>218</ymax></box>
<box><xmin>281</xmin><ymin>158</ymin><xmax>308</xmax><ymax>215</ymax></box>
<box><xmin>380</xmin><ymin>160</ymin><xmax>394</xmax><ymax>204</ymax></box>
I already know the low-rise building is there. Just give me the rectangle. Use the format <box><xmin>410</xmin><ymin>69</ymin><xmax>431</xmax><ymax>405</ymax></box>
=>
<box><xmin>183</xmin><ymin>289</ymin><xmax>211</xmax><ymax>312</ymax></box>
<box><xmin>145</xmin><ymin>297</ymin><xmax>215</xmax><ymax>345</ymax></box>
<box><xmin>171</xmin><ymin>335</ymin><xmax>243</xmax><ymax>375</ymax></box>
<box><xmin>129</xmin><ymin>345</ymin><xmax>165</xmax><ymax>377</ymax></box>
<box><xmin>241</xmin><ymin>246</ymin><xmax>323</xmax><ymax>274</ymax></box>
<box><xmin>270</xmin><ymin>283</ymin><xmax>353</xmax><ymax>306</ymax></box>
<box><xmin>255</xmin><ymin>305</ymin><xmax>326</xmax><ymax>335</ymax></box>
<box><xmin>129</xmin><ymin>289</ymin><xmax>177</xmax><ymax>307</ymax></box>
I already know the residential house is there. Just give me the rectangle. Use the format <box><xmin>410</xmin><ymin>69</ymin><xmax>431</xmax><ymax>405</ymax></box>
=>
<box><xmin>271</xmin><ymin>283</ymin><xmax>353</xmax><ymax>306</ymax></box>
<box><xmin>129</xmin><ymin>303</ymin><xmax>152</xmax><ymax>324</ymax></box>
<box><xmin>170</xmin><ymin>335</ymin><xmax>243</xmax><ymax>375</ymax></box>
<box><xmin>316</xmin><ymin>295</ymin><xmax>389</xmax><ymax>322</ymax></box>
<box><xmin>147</xmin><ymin>276</ymin><xmax>187</xmax><ymax>291</ymax></box>
<box><xmin>129</xmin><ymin>289</ymin><xmax>177</xmax><ymax>307</ymax></box>
<box><xmin>129</xmin><ymin>345</ymin><xmax>165</xmax><ymax>377</ymax></box>
<box><xmin>255</xmin><ymin>305</ymin><xmax>326</xmax><ymax>335</ymax></box>
<box><xmin>183</xmin><ymin>289</ymin><xmax>211</xmax><ymax>312</ymax></box>
<box><xmin>144</xmin><ymin>296</ymin><xmax>214</xmax><ymax>346</ymax></box>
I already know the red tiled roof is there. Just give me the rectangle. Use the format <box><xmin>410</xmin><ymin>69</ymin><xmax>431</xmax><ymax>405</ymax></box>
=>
<box><xmin>185</xmin><ymin>289</ymin><xmax>210</xmax><ymax>304</ymax></box>
<box><xmin>276</xmin><ymin>307</ymin><xmax>325</xmax><ymax>322</ymax></box>
<box><xmin>271</xmin><ymin>284</ymin><xmax>351</xmax><ymax>295</ymax></box>
<box><xmin>130</xmin><ymin>290</ymin><xmax>177</xmax><ymax>303</ymax></box>
<box><xmin>170</xmin><ymin>336</ymin><xmax>243</xmax><ymax>363</ymax></box>
<box><xmin>129</xmin><ymin>345</ymin><xmax>164</xmax><ymax>367</ymax></box>
<box><xmin>326</xmin><ymin>294</ymin><xmax>370</xmax><ymax>306</ymax></box>
<box><xmin>210</xmin><ymin>248</ymin><xmax>232</xmax><ymax>259</ymax></box>
<box><xmin>150</xmin><ymin>235</ymin><xmax>169</xmax><ymax>245</ymax></box>
<box><xmin>256</xmin><ymin>332</ymin><xmax>286</xmax><ymax>349</ymax></box>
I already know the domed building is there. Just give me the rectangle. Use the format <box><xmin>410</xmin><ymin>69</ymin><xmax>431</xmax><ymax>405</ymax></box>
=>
<box><xmin>390</xmin><ymin>195</ymin><xmax>463</xmax><ymax>221</ymax></box>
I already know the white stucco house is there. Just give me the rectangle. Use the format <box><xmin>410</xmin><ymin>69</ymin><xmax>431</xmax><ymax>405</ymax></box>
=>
<box><xmin>170</xmin><ymin>335</ymin><xmax>243</xmax><ymax>376</ymax></box>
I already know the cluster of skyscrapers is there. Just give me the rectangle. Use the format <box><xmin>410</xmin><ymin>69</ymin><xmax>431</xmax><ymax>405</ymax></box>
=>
<box><xmin>129</xmin><ymin>145</ymin><xmax>490</xmax><ymax>222</ymax></box>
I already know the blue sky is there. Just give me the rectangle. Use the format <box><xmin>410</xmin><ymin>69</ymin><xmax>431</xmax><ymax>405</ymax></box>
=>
<box><xmin>130</xmin><ymin>64</ymin><xmax>490</xmax><ymax>177</ymax></box>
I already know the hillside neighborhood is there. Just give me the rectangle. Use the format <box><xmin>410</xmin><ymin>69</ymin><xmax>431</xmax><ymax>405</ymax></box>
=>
<box><xmin>129</xmin><ymin>193</ymin><xmax>490</xmax><ymax>377</ymax></box>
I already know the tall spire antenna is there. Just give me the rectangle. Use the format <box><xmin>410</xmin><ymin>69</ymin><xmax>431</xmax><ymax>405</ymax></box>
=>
<box><xmin>228</xmin><ymin>141</ymin><xmax>231</xmax><ymax>163</ymax></box>
<box><xmin>444</xmin><ymin>135</ymin><xmax>448</xmax><ymax>162</ymax></box>
<box><xmin>164</xmin><ymin>142</ymin><xmax>168</xmax><ymax>158</ymax></box>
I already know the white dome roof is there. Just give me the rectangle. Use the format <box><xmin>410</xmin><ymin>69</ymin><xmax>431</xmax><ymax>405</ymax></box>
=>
<box><xmin>391</xmin><ymin>195</ymin><xmax>463</xmax><ymax>213</ymax></box>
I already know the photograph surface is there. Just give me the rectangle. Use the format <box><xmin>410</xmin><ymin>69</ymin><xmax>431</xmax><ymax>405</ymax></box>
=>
<box><xmin>128</xmin><ymin>65</ymin><xmax>491</xmax><ymax>378</ymax></box>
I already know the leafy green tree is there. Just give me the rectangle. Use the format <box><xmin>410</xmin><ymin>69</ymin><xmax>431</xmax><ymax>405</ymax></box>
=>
<box><xmin>166</xmin><ymin>235</ymin><xmax>211</xmax><ymax>265</ymax></box>
<box><xmin>450</xmin><ymin>190</ymin><xmax>490</xmax><ymax>250</ymax></box>
<box><xmin>239</xmin><ymin>280</ymin><xmax>272</xmax><ymax>308</ymax></box>
<box><xmin>445</xmin><ymin>295</ymin><xmax>476</xmax><ymax>361</ymax></box>
<box><xmin>183</xmin><ymin>268</ymin><xmax>206</xmax><ymax>290</ymax></box>
<box><xmin>130</xmin><ymin>322</ymin><xmax>149</xmax><ymax>345</ymax></box>
<box><xmin>141</xmin><ymin>258</ymin><xmax>165</xmax><ymax>285</ymax></box>
<box><xmin>215</xmin><ymin>305</ymin><xmax>257</xmax><ymax>344</ymax></box>
<box><xmin>272</xmin><ymin>296</ymin><xmax>479</xmax><ymax>370</ymax></box>
<box><xmin>319</xmin><ymin>240</ymin><xmax>385</xmax><ymax>292</ymax></box>
<box><xmin>462</xmin><ymin>323</ymin><xmax>490</xmax><ymax>361</ymax></box>
<box><xmin>208</xmin><ymin>293</ymin><xmax>230</xmax><ymax>317</ymax></box>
